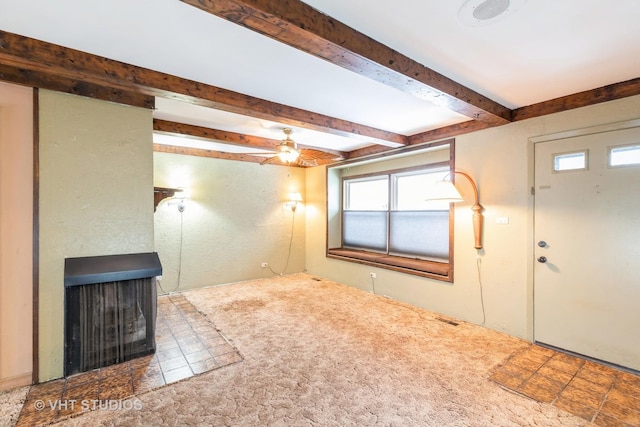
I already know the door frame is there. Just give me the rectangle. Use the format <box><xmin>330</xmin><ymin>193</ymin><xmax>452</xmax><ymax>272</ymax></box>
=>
<box><xmin>528</xmin><ymin>118</ymin><xmax>640</xmax><ymax>346</ymax></box>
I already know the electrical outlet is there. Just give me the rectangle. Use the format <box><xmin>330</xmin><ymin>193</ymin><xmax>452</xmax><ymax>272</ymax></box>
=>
<box><xmin>370</xmin><ymin>272</ymin><xmax>376</xmax><ymax>279</ymax></box>
<box><xmin>261</xmin><ymin>262</ymin><xmax>268</xmax><ymax>268</ymax></box>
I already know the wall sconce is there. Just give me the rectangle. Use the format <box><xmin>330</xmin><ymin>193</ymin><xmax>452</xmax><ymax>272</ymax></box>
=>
<box><xmin>175</xmin><ymin>190</ymin><xmax>186</xmax><ymax>212</ymax></box>
<box><xmin>426</xmin><ymin>171</ymin><xmax>484</xmax><ymax>250</ymax></box>
<box><xmin>154</xmin><ymin>186</ymin><xmax>191</xmax><ymax>212</ymax></box>
<box><xmin>168</xmin><ymin>188</ymin><xmax>187</xmax><ymax>212</ymax></box>
<box><xmin>285</xmin><ymin>192</ymin><xmax>303</xmax><ymax>212</ymax></box>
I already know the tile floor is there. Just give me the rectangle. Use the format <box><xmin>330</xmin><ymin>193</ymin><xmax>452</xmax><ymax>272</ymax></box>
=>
<box><xmin>16</xmin><ymin>293</ymin><xmax>242</xmax><ymax>426</ymax></box>
<box><xmin>491</xmin><ymin>344</ymin><xmax>640</xmax><ymax>426</ymax></box>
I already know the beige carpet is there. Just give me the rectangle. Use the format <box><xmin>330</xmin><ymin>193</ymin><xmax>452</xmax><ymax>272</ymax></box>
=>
<box><xmin>1</xmin><ymin>385</ymin><xmax>29</xmax><ymax>427</ymax></box>
<box><xmin>4</xmin><ymin>274</ymin><xmax>591</xmax><ymax>426</ymax></box>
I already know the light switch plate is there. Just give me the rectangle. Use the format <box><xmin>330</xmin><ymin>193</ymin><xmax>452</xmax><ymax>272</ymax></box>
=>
<box><xmin>496</xmin><ymin>216</ymin><xmax>509</xmax><ymax>225</ymax></box>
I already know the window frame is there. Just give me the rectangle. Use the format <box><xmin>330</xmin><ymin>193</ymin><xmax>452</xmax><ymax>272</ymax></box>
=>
<box><xmin>326</xmin><ymin>140</ymin><xmax>455</xmax><ymax>282</ymax></box>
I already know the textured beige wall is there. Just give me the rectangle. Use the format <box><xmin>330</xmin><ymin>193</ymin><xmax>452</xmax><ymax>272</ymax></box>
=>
<box><xmin>0</xmin><ymin>82</ymin><xmax>33</xmax><ymax>389</ymax></box>
<box><xmin>306</xmin><ymin>94</ymin><xmax>640</xmax><ymax>341</ymax></box>
<box><xmin>38</xmin><ymin>91</ymin><xmax>154</xmax><ymax>381</ymax></box>
<box><xmin>153</xmin><ymin>152</ymin><xmax>306</xmax><ymax>292</ymax></box>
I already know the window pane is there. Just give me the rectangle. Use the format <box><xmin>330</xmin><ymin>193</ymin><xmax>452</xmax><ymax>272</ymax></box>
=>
<box><xmin>610</xmin><ymin>144</ymin><xmax>640</xmax><ymax>167</ymax></box>
<box><xmin>395</xmin><ymin>170</ymin><xmax>450</xmax><ymax>210</ymax></box>
<box><xmin>389</xmin><ymin>211</ymin><xmax>449</xmax><ymax>261</ymax></box>
<box><xmin>343</xmin><ymin>211</ymin><xmax>388</xmax><ymax>251</ymax></box>
<box><xmin>345</xmin><ymin>177</ymin><xmax>388</xmax><ymax>210</ymax></box>
<box><xmin>554</xmin><ymin>151</ymin><xmax>587</xmax><ymax>172</ymax></box>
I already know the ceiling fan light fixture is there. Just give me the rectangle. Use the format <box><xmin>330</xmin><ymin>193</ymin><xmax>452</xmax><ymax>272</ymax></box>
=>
<box><xmin>278</xmin><ymin>148</ymin><xmax>300</xmax><ymax>163</ymax></box>
<box><xmin>277</xmin><ymin>128</ymin><xmax>301</xmax><ymax>163</ymax></box>
<box><xmin>257</xmin><ymin>127</ymin><xmax>330</xmax><ymax>167</ymax></box>
<box><xmin>458</xmin><ymin>0</ymin><xmax>526</xmax><ymax>27</ymax></box>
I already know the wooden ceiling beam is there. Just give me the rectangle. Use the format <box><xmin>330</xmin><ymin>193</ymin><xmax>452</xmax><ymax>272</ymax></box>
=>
<box><xmin>0</xmin><ymin>30</ymin><xmax>407</xmax><ymax>148</ymax></box>
<box><xmin>347</xmin><ymin>120</ymin><xmax>490</xmax><ymax>159</ymax></box>
<box><xmin>154</xmin><ymin>119</ymin><xmax>281</xmax><ymax>151</ymax></box>
<box><xmin>513</xmin><ymin>77</ymin><xmax>640</xmax><ymax>122</ymax></box>
<box><xmin>154</xmin><ymin>119</ymin><xmax>348</xmax><ymax>159</ymax></box>
<box><xmin>153</xmin><ymin>143</ymin><xmax>274</xmax><ymax>165</ymax></box>
<box><xmin>181</xmin><ymin>0</ymin><xmax>512</xmax><ymax>126</ymax></box>
<box><xmin>408</xmin><ymin>120</ymin><xmax>491</xmax><ymax>145</ymax></box>
<box><xmin>153</xmin><ymin>143</ymin><xmax>335</xmax><ymax>167</ymax></box>
<box><xmin>0</xmin><ymin>63</ymin><xmax>154</xmax><ymax>109</ymax></box>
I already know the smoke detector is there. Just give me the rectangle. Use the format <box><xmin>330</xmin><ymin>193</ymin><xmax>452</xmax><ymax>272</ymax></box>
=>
<box><xmin>458</xmin><ymin>0</ymin><xmax>526</xmax><ymax>27</ymax></box>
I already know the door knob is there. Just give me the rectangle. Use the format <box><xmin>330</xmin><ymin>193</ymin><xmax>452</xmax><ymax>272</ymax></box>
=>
<box><xmin>537</xmin><ymin>256</ymin><xmax>547</xmax><ymax>263</ymax></box>
<box><xmin>538</xmin><ymin>241</ymin><xmax>547</xmax><ymax>248</ymax></box>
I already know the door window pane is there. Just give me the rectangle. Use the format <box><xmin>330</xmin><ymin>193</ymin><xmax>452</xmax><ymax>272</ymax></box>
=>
<box><xmin>609</xmin><ymin>144</ymin><xmax>640</xmax><ymax>167</ymax></box>
<box><xmin>553</xmin><ymin>150</ymin><xmax>588</xmax><ymax>172</ymax></box>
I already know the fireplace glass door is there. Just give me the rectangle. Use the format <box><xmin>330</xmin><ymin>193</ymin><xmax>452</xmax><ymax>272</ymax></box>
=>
<box><xmin>64</xmin><ymin>278</ymin><xmax>157</xmax><ymax>376</ymax></box>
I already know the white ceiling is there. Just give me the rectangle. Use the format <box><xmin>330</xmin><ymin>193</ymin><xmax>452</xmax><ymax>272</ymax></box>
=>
<box><xmin>1</xmin><ymin>0</ymin><xmax>639</xmax><ymax>154</ymax></box>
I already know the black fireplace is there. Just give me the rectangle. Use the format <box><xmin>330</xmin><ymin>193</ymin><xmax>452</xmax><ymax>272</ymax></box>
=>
<box><xmin>64</xmin><ymin>252</ymin><xmax>162</xmax><ymax>377</ymax></box>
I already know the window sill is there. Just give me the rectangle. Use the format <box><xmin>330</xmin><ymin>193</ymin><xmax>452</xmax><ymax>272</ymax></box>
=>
<box><xmin>327</xmin><ymin>248</ymin><xmax>452</xmax><ymax>282</ymax></box>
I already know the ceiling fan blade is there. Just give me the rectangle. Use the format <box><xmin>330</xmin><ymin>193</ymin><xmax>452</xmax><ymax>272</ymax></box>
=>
<box><xmin>296</xmin><ymin>157</ymin><xmax>318</xmax><ymax>167</ymax></box>
<box><xmin>260</xmin><ymin>155</ymin><xmax>281</xmax><ymax>165</ymax></box>
<box><xmin>299</xmin><ymin>148</ymin><xmax>344</xmax><ymax>161</ymax></box>
<box><xmin>240</xmin><ymin>149</ymin><xmax>277</xmax><ymax>155</ymax></box>
<box><xmin>252</xmin><ymin>128</ymin><xmax>344</xmax><ymax>167</ymax></box>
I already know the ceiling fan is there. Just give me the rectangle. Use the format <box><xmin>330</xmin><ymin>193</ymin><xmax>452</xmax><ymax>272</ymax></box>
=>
<box><xmin>256</xmin><ymin>128</ymin><xmax>342</xmax><ymax>167</ymax></box>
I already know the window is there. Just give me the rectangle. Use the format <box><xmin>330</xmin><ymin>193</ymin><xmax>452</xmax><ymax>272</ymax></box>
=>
<box><xmin>391</xmin><ymin>170</ymin><xmax>452</xmax><ymax>260</ymax></box>
<box><xmin>327</xmin><ymin>141</ymin><xmax>454</xmax><ymax>281</ymax></box>
<box><xmin>342</xmin><ymin>167</ymin><xmax>450</xmax><ymax>261</ymax></box>
<box><xmin>343</xmin><ymin>176</ymin><xmax>389</xmax><ymax>251</ymax></box>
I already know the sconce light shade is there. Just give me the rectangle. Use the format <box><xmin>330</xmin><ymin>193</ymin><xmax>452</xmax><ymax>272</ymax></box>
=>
<box><xmin>173</xmin><ymin>189</ymin><xmax>186</xmax><ymax>200</ymax></box>
<box><xmin>286</xmin><ymin>192</ymin><xmax>303</xmax><ymax>211</ymax></box>
<box><xmin>427</xmin><ymin>180</ymin><xmax>464</xmax><ymax>203</ymax></box>
<box><xmin>287</xmin><ymin>192</ymin><xmax>303</xmax><ymax>202</ymax></box>
<box><xmin>426</xmin><ymin>171</ymin><xmax>483</xmax><ymax>250</ymax></box>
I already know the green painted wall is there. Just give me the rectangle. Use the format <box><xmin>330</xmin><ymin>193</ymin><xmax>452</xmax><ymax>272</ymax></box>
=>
<box><xmin>153</xmin><ymin>152</ymin><xmax>306</xmax><ymax>291</ymax></box>
<box><xmin>38</xmin><ymin>91</ymin><xmax>154</xmax><ymax>381</ymax></box>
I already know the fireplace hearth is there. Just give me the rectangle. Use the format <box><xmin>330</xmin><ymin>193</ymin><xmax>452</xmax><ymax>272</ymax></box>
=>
<box><xmin>64</xmin><ymin>252</ymin><xmax>162</xmax><ymax>377</ymax></box>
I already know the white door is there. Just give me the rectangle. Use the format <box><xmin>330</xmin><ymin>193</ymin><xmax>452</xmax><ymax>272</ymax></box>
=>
<box><xmin>534</xmin><ymin>123</ymin><xmax>640</xmax><ymax>371</ymax></box>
